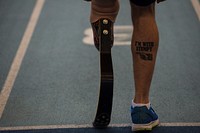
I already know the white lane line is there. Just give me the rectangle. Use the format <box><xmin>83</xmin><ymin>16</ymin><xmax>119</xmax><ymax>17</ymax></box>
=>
<box><xmin>83</xmin><ymin>25</ymin><xmax>133</xmax><ymax>46</ymax></box>
<box><xmin>0</xmin><ymin>123</ymin><xmax>200</xmax><ymax>131</ymax></box>
<box><xmin>160</xmin><ymin>122</ymin><xmax>200</xmax><ymax>127</ymax></box>
<box><xmin>0</xmin><ymin>0</ymin><xmax>45</xmax><ymax>118</ymax></box>
<box><xmin>191</xmin><ymin>0</ymin><xmax>200</xmax><ymax>21</ymax></box>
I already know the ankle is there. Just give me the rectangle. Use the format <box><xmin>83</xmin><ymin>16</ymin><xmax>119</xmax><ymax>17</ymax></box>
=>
<box><xmin>134</xmin><ymin>95</ymin><xmax>149</xmax><ymax>104</ymax></box>
<box><xmin>132</xmin><ymin>100</ymin><xmax>150</xmax><ymax>109</ymax></box>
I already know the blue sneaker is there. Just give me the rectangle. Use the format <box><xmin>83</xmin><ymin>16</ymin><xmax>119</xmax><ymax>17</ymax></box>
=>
<box><xmin>131</xmin><ymin>106</ymin><xmax>159</xmax><ymax>131</ymax></box>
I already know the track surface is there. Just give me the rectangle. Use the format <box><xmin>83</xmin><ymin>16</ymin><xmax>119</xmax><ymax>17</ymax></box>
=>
<box><xmin>0</xmin><ymin>0</ymin><xmax>200</xmax><ymax>132</ymax></box>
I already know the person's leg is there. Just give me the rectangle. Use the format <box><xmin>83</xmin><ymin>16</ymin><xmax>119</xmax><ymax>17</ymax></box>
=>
<box><xmin>130</xmin><ymin>1</ymin><xmax>159</xmax><ymax>104</ymax></box>
<box><xmin>130</xmin><ymin>0</ymin><xmax>159</xmax><ymax>131</ymax></box>
<box><xmin>89</xmin><ymin>0</ymin><xmax>119</xmax><ymax>128</ymax></box>
<box><xmin>90</xmin><ymin>0</ymin><xmax>119</xmax><ymax>23</ymax></box>
<box><xmin>90</xmin><ymin>0</ymin><xmax>119</xmax><ymax>50</ymax></box>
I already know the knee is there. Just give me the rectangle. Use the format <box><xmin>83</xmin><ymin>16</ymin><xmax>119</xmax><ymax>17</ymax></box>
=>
<box><xmin>92</xmin><ymin>0</ymin><xmax>119</xmax><ymax>15</ymax></box>
<box><xmin>91</xmin><ymin>0</ymin><xmax>119</xmax><ymax>22</ymax></box>
<box><xmin>130</xmin><ymin>2</ymin><xmax>156</xmax><ymax>25</ymax></box>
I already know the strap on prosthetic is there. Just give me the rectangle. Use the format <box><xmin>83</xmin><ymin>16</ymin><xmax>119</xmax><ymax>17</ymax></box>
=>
<box><xmin>130</xmin><ymin>0</ymin><xmax>156</xmax><ymax>6</ymax></box>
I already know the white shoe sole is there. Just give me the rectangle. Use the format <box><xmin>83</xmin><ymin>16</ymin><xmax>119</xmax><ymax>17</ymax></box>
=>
<box><xmin>132</xmin><ymin>119</ymin><xmax>159</xmax><ymax>131</ymax></box>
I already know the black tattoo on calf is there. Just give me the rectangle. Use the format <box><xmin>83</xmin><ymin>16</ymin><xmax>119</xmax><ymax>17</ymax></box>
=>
<box><xmin>135</xmin><ymin>41</ymin><xmax>154</xmax><ymax>61</ymax></box>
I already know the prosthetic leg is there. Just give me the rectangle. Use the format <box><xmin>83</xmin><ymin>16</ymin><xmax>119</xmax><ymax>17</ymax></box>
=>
<box><xmin>84</xmin><ymin>0</ymin><xmax>118</xmax><ymax>128</ymax></box>
<box><xmin>92</xmin><ymin>18</ymin><xmax>114</xmax><ymax>128</ymax></box>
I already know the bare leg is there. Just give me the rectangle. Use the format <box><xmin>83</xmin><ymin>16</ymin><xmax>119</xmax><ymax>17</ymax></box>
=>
<box><xmin>130</xmin><ymin>3</ymin><xmax>159</xmax><ymax>104</ymax></box>
<box><xmin>90</xmin><ymin>0</ymin><xmax>119</xmax><ymax>23</ymax></box>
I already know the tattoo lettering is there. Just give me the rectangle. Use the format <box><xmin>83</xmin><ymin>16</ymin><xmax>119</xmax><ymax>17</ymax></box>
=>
<box><xmin>135</xmin><ymin>41</ymin><xmax>154</xmax><ymax>61</ymax></box>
